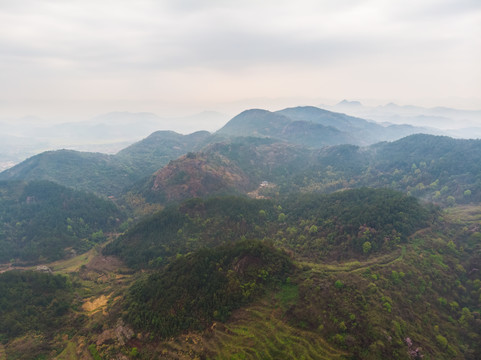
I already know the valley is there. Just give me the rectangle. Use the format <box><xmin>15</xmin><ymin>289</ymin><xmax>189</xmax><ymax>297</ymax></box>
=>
<box><xmin>3</xmin><ymin>0</ymin><xmax>479</xmax><ymax>358</ymax></box>
<box><xmin>0</xmin><ymin>105</ymin><xmax>480</xmax><ymax>360</ymax></box>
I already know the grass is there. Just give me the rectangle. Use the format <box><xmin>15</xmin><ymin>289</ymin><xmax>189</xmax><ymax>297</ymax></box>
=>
<box><xmin>206</xmin><ymin>300</ymin><xmax>348</xmax><ymax>360</ymax></box>
<box><xmin>443</xmin><ymin>204</ymin><xmax>481</xmax><ymax>223</ymax></box>
<box><xmin>303</xmin><ymin>247</ymin><xmax>404</xmax><ymax>274</ymax></box>
<box><xmin>50</xmin><ymin>247</ymin><xmax>99</xmax><ymax>273</ymax></box>
<box><xmin>54</xmin><ymin>341</ymin><xmax>78</xmax><ymax>360</ymax></box>
<box><xmin>50</xmin><ymin>235</ymin><xmax>122</xmax><ymax>274</ymax></box>
<box><xmin>276</xmin><ymin>283</ymin><xmax>299</xmax><ymax>309</ymax></box>
<box><xmin>0</xmin><ymin>344</ymin><xmax>6</xmax><ymax>360</ymax></box>
<box><xmin>150</xmin><ymin>294</ymin><xmax>348</xmax><ymax>360</ymax></box>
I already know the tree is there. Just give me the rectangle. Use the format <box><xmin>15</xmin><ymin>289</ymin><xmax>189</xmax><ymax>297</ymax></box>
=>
<box><xmin>362</xmin><ymin>241</ymin><xmax>372</xmax><ymax>254</ymax></box>
<box><xmin>446</xmin><ymin>196</ymin><xmax>456</xmax><ymax>207</ymax></box>
<box><xmin>436</xmin><ymin>334</ymin><xmax>448</xmax><ymax>349</ymax></box>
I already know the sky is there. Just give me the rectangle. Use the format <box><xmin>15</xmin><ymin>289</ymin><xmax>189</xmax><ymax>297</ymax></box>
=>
<box><xmin>1</xmin><ymin>0</ymin><xmax>480</xmax><ymax>122</ymax></box>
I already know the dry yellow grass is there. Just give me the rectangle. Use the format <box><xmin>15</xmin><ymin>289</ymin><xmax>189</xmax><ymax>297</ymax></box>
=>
<box><xmin>82</xmin><ymin>294</ymin><xmax>109</xmax><ymax>314</ymax></box>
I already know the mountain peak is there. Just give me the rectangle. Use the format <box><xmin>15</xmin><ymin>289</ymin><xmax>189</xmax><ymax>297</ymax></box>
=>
<box><xmin>337</xmin><ymin>99</ymin><xmax>363</xmax><ymax>107</ymax></box>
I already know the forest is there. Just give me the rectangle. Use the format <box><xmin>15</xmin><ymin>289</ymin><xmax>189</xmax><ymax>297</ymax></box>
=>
<box><xmin>105</xmin><ymin>189</ymin><xmax>432</xmax><ymax>268</ymax></box>
<box><xmin>125</xmin><ymin>239</ymin><xmax>293</xmax><ymax>337</ymax></box>
<box><xmin>0</xmin><ymin>180</ymin><xmax>124</xmax><ymax>263</ymax></box>
<box><xmin>0</xmin><ymin>271</ymin><xmax>74</xmax><ymax>341</ymax></box>
<box><xmin>0</xmin><ymin>122</ymin><xmax>480</xmax><ymax>359</ymax></box>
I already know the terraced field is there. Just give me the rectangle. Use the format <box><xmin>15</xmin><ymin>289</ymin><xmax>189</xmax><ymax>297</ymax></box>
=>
<box><xmin>149</xmin><ymin>291</ymin><xmax>348</xmax><ymax>360</ymax></box>
<box><xmin>206</xmin><ymin>303</ymin><xmax>347</xmax><ymax>360</ymax></box>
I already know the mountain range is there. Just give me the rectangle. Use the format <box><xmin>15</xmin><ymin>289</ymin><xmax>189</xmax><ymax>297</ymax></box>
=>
<box><xmin>217</xmin><ymin>106</ymin><xmax>436</xmax><ymax>146</ymax></box>
<box><xmin>328</xmin><ymin>100</ymin><xmax>481</xmax><ymax>133</ymax></box>
<box><xmin>1</xmin><ymin>104</ymin><xmax>481</xmax><ymax>359</ymax></box>
<box><xmin>0</xmin><ymin>111</ymin><xmax>229</xmax><ymax>171</ymax></box>
<box><xmin>0</xmin><ymin>105</ymin><xmax>441</xmax><ymax>194</ymax></box>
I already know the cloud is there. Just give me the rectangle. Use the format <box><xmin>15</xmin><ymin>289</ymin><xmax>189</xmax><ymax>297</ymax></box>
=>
<box><xmin>0</xmin><ymin>0</ymin><xmax>480</xmax><ymax>118</ymax></box>
<box><xmin>1</xmin><ymin>0</ymin><xmax>478</xmax><ymax>71</ymax></box>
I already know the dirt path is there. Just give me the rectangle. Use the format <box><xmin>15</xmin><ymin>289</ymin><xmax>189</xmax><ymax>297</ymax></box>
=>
<box><xmin>0</xmin><ymin>264</ymin><xmax>32</xmax><ymax>274</ymax></box>
<box><xmin>304</xmin><ymin>245</ymin><xmax>406</xmax><ymax>274</ymax></box>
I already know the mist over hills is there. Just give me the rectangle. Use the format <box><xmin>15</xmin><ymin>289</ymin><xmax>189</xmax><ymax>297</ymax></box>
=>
<box><xmin>1</xmin><ymin>103</ymin><xmax>481</xmax><ymax>359</ymax></box>
<box><xmin>0</xmin><ymin>111</ymin><xmax>228</xmax><ymax>172</ymax></box>
<box><xmin>217</xmin><ymin>106</ymin><xmax>436</xmax><ymax>147</ymax></box>
<box><xmin>0</xmin><ymin>105</ymin><xmax>477</xmax><ymax>202</ymax></box>
<box><xmin>1</xmin><ymin>103</ymin><xmax>474</xmax><ymax>174</ymax></box>
<box><xmin>0</xmin><ymin>130</ymin><xmax>211</xmax><ymax>196</ymax></box>
<box><xmin>328</xmin><ymin>100</ymin><xmax>481</xmax><ymax>135</ymax></box>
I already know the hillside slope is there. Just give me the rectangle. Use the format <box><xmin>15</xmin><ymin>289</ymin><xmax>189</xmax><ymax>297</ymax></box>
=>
<box><xmin>0</xmin><ymin>106</ymin><xmax>439</xmax><ymax>197</ymax></box>
<box><xmin>0</xmin><ymin>180</ymin><xmax>124</xmax><ymax>263</ymax></box>
<box><xmin>217</xmin><ymin>109</ymin><xmax>355</xmax><ymax>147</ymax></box>
<box><xmin>131</xmin><ymin>134</ymin><xmax>481</xmax><ymax>208</ymax></box>
<box><xmin>115</xmin><ymin>130</ymin><xmax>211</xmax><ymax>176</ymax></box>
<box><xmin>126</xmin><ymin>137</ymin><xmax>317</xmax><ymax>206</ymax></box>
<box><xmin>0</xmin><ymin>150</ymin><xmax>131</xmax><ymax>196</ymax></box>
<box><xmin>217</xmin><ymin>106</ymin><xmax>433</xmax><ymax>147</ymax></box>
<box><xmin>0</xmin><ymin>195</ymin><xmax>480</xmax><ymax>359</ymax></box>
<box><xmin>0</xmin><ymin>131</ymin><xmax>213</xmax><ymax>196</ymax></box>
<box><xmin>102</xmin><ymin>194</ymin><xmax>480</xmax><ymax>359</ymax></box>
<box><xmin>104</xmin><ymin>189</ymin><xmax>430</xmax><ymax>268</ymax></box>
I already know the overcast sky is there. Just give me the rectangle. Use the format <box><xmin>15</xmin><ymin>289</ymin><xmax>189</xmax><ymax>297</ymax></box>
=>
<box><xmin>1</xmin><ymin>0</ymin><xmax>480</xmax><ymax>122</ymax></box>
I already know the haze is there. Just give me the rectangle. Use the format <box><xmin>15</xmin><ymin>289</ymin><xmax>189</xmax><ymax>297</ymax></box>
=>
<box><xmin>1</xmin><ymin>0</ymin><xmax>480</xmax><ymax>125</ymax></box>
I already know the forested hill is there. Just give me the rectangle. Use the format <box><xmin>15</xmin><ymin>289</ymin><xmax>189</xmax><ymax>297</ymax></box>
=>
<box><xmin>0</xmin><ymin>271</ymin><xmax>74</xmax><ymax>342</ymax></box>
<box><xmin>129</xmin><ymin>134</ymin><xmax>481</xmax><ymax>208</ymax></box>
<box><xmin>125</xmin><ymin>239</ymin><xmax>293</xmax><ymax>337</ymax></box>
<box><xmin>0</xmin><ymin>105</ymin><xmax>436</xmax><ymax>197</ymax></box>
<box><xmin>0</xmin><ymin>130</ymin><xmax>213</xmax><ymax>196</ymax></box>
<box><xmin>104</xmin><ymin>189</ymin><xmax>431</xmax><ymax>269</ymax></box>
<box><xmin>359</xmin><ymin>134</ymin><xmax>481</xmax><ymax>203</ymax></box>
<box><xmin>124</xmin><ymin>137</ymin><xmax>316</xmax><ymax>207</ymax></box>
<box><xmin>0</xmin><ymin>180</ymin><xmax>124</xmax><ymax>263</ymax></box>
<box><xmin>215</xmin><ymin>109</ymin><xmax>356</xmax><ymax>147</ymax></box>
<box><xmin>104</xmin><ymin>189</ymin><xmax>481</xmax><ymax>360</ymax></box>
<box><xmin>0</xmin><ymin>150</ymin><xmax>131</xmax><ymax>196</ymax></box>
<box><xmin>114</xmin><ymin>130</ymin><xmax>211</xmax><ymax>177</ymax></box>
<box><xmin>217</xmin><ymin>106</ymin><xmax>434</xmax><ymax>146</ymax></box>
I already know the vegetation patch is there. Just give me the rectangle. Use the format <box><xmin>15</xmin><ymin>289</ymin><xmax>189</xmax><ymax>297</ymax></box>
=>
<box><xmin>0</xmin><ymin>180</ymin><xmax>124</xmax><ymax>264</ymax></box>
<box><xmin>124</xmin><ymin>239</ymin><xmax>293</xmax><ymax>337</ymax></box>
<box><xmin>82</xmin><ymin>294</ymin><xmax>110</xmax><ymax>314</ymax></box>
<box><xmin>105</xmin><ymin>189</ymin><xmax>432</xmax><ymax>269</ymax></box>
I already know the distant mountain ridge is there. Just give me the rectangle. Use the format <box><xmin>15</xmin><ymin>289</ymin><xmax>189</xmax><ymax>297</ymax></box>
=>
<box><xmin>0</xmin><ymin>106</ymin><xmax>462</xmax><ymax>198</ymax></box>
<box><xmin>328</xmin><ymin>100</ymin><xmax>481</xmax><ymax>136</ymax></box>
<box><xmin>0</xmin><ymin>110</ymin><xmax>229</xmax><ymax>172</ymax></box>
<box><xmin>217</xmin><ymin>106</ymin><xmax>436</xmax><ymax>146</ymax></box>
<box><xmin>0</xmin><ymin>130</ymin><xmax>212</xmax><ymax>196</ymax></box>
